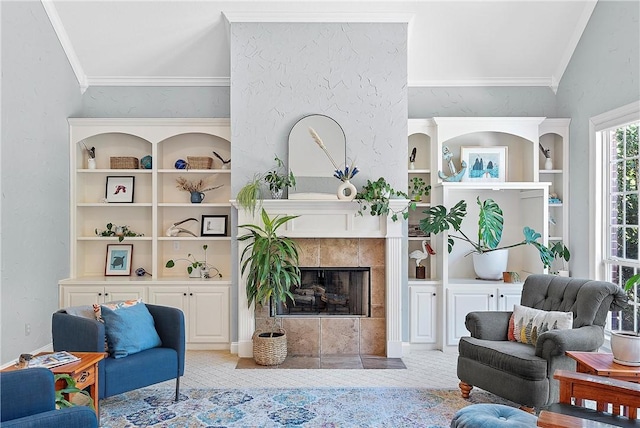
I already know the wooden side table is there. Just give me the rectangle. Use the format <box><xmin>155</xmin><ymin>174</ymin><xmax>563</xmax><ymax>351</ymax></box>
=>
<box><xmin>566</xmin><ymin>351</ymin><xmax>640</xmax><ymax>383</ymax></box>
<box><xmin>3</xmin><ymin>352</ymin><xmax>105</xmax><ymax>420</ymax></box>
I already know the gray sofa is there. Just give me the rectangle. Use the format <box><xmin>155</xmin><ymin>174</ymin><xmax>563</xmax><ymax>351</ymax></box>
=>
<box><xmin>457</xmin><ymin>274</ymin><xmax>626</xmax><ymax>409</ymax></box>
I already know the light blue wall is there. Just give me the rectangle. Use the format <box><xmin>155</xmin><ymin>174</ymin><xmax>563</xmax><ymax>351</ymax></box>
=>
<box><xmin>556</xmin><ymin>0</ymin><xmax>640</xmax><ymax>278</ymax></box>
<box><xmin>1</xmin><ymin>1</ymin><xmax>83</xmax><ymax>364</ymax></box>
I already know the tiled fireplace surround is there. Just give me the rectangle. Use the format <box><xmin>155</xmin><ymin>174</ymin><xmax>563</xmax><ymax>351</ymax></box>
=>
<box><xmin>256</xmin><ymin>238</ymin><xmax>387</xmax><ymax>356</ymax></box>
<box><xmin>235</xmin><ymin>200</ymin><xmax>405</xmax><ymax>359</ymax></box>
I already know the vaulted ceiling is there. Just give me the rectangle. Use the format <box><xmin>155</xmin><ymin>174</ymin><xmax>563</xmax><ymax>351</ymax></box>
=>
<box><xmin>44</xmin><ymin>1</ymin><xmax>597</xmax><ymax>92</ymax></box>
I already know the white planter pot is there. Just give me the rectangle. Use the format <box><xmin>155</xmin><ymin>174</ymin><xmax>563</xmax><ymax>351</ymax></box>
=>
<box><xmin>472</xmin><ymin>249</ymin><xmax>509</xmax><ymax>280</ymax></box>
<box><xmin>188</xmin><ymin>267</ymin><xmax>202</xmax><ymax>278</ymax></box>
<box><xmin>611</xmin><ymin>331</ymin><xmax>640</xmax><ymax>366</ymax></box>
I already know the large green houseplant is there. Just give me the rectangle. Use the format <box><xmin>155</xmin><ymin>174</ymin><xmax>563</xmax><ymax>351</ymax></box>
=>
<box><xmin>419</xmin><ymin>197</ymin><xmax>565</xmax><ymax>279</ymax></box>
<box><xmin>238</xmin><ymin>208</ymin><xmax>300</xmax><ymax>365</ymax></box>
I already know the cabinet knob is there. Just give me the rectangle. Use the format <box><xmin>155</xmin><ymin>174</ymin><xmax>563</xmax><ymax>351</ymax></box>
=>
<box><xmin>432</xmin><ymin>293</ymin><xmax>436</xmax><ymax>296</ymax></box>
<box><xmin>183</xmin><ymin>293</ymin><xmax>187</xmax><ymax>296</ymax></box>
<box><xmin>490</xmin><ymin>294</ymin><xmax>494</xmax><ymax>298</ymax></box>
<box><xmin>189</xmin><ymin>293</ymin><xmax>193</xmax><ymax>296</ymax></box>
<box><xmin>105</xmin><ymin>293</ymin><xmax>109</xmax><ymax>296</ymax></box>
<box><xmin>500</xmin><ymin>294</ymin><xmax>504</xmax><ymax>298</ymax></box>
<box><xmin>98</xmin><ymin>293</ymin><xmax>102</xmax><ymax>296</ymax></box>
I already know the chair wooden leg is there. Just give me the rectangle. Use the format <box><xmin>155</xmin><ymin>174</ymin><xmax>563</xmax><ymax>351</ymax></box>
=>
<box><xmin>459</xmin><ymin>381</ymin><xmax>473</xmax><ymax>398</ymax></box>
<box><xmin>175</xmin><ymin>377</ymin><xmax>180</xmax><ymax>402</ymax></box>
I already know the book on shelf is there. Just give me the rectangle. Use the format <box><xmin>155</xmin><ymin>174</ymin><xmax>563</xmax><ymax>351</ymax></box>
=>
<box><xmin>28</xmin><ymin>351</ymin><xmax>80</xmax><ymax>369</ymax></box>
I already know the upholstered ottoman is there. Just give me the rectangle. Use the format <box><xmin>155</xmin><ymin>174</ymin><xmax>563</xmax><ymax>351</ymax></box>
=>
<box><xmin>451</xmin><ymin>403</ymin><xmax>537</xmax><ymax>427</ymax></box>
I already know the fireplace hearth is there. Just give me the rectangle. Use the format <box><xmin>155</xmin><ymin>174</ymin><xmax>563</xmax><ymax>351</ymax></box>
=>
<box><xmin>275</xmin><ymin>267</ymin><xmax>371</xmax><ymax>317</ymax></box>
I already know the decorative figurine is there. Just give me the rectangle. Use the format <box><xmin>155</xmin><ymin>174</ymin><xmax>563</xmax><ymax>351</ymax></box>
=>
<box><xmin>409</xmin><ymin>147</ymin><xmax>417</xmax><ymax>170</ymax></box>
<box><xmin>438</xmin><ymin>146</ymin><xmax>467</xmax><ymax>182</ymax></box>
<box><xmin>213</xmin><ymin>151</ymin><xmax>231</xmax><ymax>169</ymax></box>
<box><xmin>409</xmin><ymin>240</ymin><xmax>436</xmax><ymax>279</ymax></box>
<box><xmin>166</xmin><ymin>217</ymin><xmax>199</xmax><ymax>237</ymax></box>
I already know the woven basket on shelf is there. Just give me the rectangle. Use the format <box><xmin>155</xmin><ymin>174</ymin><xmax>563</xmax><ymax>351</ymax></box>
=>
<box><xmin>252</xmin><ymin>328</ymin><xmax>287</xmax><ymax>366</ymax></box>
<box><xmin>187</xmin><ymin>156</ymin><xmax>213</xmax><ymax>169</ymax></box>
<box><xmin>110</xmin><ymin>157</ymin><xmax>139</xmax><ymax>169</ymax></box>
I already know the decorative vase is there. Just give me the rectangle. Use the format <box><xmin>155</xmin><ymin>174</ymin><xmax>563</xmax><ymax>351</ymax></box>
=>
<box><xmin>611</xmin><ymin>331</ymin><xmax>640</xmax><ymax>366</ymax></box>
<box><xmin>544</xmin><ymin>158</ymin><xmax>553</xmax><ymax>170</ymax></box>
<box><xmin>337</xmin><ymin>180</ymin><xmax>357</xmax><ymax>201</ymax></box>
<box><xmin>87</xmin><ymin>158</ymin><xmax>96</xmax><ymax>169</ymax></box>
<box><xmin>472</xmin><ymin>249</ymin><xmax>509</xmax><ymax>280</ymax></box>
<box><xmin>409</xmin><ymin>161</ymin><xmax>415</xmax><ymax>170</ymax></box>
<box><xmin>271</xmin><ymin>189</ymin><xmax>283</xmax><ymax>199</ymax></box>
<box><xmin>190</xmin><ymin>191</ymin><xmax>205</xmax><ymax>203</ymax></box>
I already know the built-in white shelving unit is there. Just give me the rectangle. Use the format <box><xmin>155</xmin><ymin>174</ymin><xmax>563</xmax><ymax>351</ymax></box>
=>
<box><xmin>58</xmin><ymin>118</ymin><xmax>232</xmax><ymax>349</ymax></box>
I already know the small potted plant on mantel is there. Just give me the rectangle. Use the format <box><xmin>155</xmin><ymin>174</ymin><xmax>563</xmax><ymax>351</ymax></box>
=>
<box><xmin>236</xmin><ymin>156</ymin><xmax>296</xmax><ymax>215</ymax></box>
<box><xmin>419</xmin><ymin>197</ymin><xmax>568</xmax><ymax>280</ymax></box>
<box><xmin>165</xmin><ymin>245</ymin><xmax>222</xmax><ymax>279</ymax></box>
<box><xmin>238</xmin><ymin>208</ymin><xmax>300</xmax><ymax>366</ymax></box>
<box><xmin>356</xmin><ymin>177</ymin><xmax>417</xmax><ymax>222</ymax></box>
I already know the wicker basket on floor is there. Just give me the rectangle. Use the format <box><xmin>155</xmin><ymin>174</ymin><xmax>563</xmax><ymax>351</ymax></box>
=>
<box><xmin>252</xmin><ymin>328</ymin><xmax>287</xmax><ymax>366</ymax></box>
<box><xmin>187</xmin><ymin>156</ymin><xmax>213</xmax><ymax>169</ymax></box>
<box><xmin>110</xmin><ymin>157</ymin><xmax>139</xmax><ymax>169</ymax></box>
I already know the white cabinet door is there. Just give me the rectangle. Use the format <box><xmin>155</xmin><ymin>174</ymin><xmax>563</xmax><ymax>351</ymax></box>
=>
<box><xmin>447</xmin><ymin>287</ymin><xmax>496</xmax><ymax>346</ymax></box>
<box><xmin>62</xmin><ymin>286</ymin><xmax>104</xmax><ymax>307</ymax></box>
<box><xmin>104</xmin><ymin>286</ymin><xmax>146</xmax><ymax>303</ymax></box>
<box><xmin>147</xmin><ymin>287</ymin><xmax>188</xmax><ymax>312</ymax></box>
<box><xmin>188</xmin><ymin>286</ymin><xmax>230</xmax><ymax>343</ymax></box>
<box><xmin>497</xmin><ymin>286</ymin><xmax>523</xmax><ymax>311</ymax></box>
<box><xmin>410</xmin><ymin>285</ymin><xmax>438</xmax><ymax>343</ymax></box>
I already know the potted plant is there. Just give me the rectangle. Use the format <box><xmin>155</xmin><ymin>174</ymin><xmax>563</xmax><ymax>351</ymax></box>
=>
<box><xmin>236</xmin><ymin>156</ymin><xmax>296</xmax><ymax>214</ymax></box>
<box><xmin>165</xmin><ymin>244</ymin><xmax>222</xmax><ymax>278</ymax></box>
<box><xmin>409</xmin><ymin>177</ymin><xmax>431</xmax><ymax>202</ymax></box>
<box><xmin>419</xmin><ymin>197</ymin><xmax>563</xmax><ymax>280</ymax></box>
<box><xmin>54</xmin><ymin>373</ymin><xmax>94</xmax><ymax>409</ymax></box>
<box><xmin>95</xmin><ymin>223</ymin><xmax>144</xmax><ymax>242</ymax></box>
<box><xmin>356</xmin><ymin>177</ymin><xmax>417</xmax><ymax>222</ymax></box>
<box><xmin>611</xmin><ymin>274</ymin><xmax>640</xmax><ymax>366</ymax></box>
<box><xmin>238</xmin><ymin>208</ymin><xmax>300</xmax><ymax>365</ymax></box>
<box><xmin>263</xmin><ymin>156</ymin><xmax>296</xmax><ymax>199</ymax></box>
<box><xmin>548</xmin><ymin>241</ymin><xmax>571</xmax><ymax>276</ymax></box>
<box><xmin>175</xmin><ymin>176</ymin><xmax>223</xmax><ymax>203</ymax></box>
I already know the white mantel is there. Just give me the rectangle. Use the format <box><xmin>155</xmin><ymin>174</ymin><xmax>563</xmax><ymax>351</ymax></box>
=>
<box><xmin>233</xmin><ymin>199</ymin><xmax>407</xmax><ymax>358</ymax></box>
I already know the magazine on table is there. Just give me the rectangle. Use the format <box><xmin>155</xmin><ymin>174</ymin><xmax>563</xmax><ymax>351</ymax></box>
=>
<box><xmin>28</xmin><ymin>351</ymin><xmax>80</xmax><ymax>369</ymax></box>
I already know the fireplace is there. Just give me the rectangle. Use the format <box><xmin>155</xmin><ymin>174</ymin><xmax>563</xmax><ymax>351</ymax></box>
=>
<box><xmin>275</xmin><ymin>267</ymin><xmax>371</xmax><ymax>316</ymax></box>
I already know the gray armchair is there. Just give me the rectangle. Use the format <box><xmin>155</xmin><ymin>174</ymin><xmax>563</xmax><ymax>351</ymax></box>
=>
<box><xmin>457</xmin><ymin>274</ymin><xmax>626</xmax><ymax>409</ymax></box>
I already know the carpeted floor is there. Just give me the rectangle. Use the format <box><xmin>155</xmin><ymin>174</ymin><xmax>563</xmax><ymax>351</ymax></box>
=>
<box><xmin>100</xmin><ymin>387</ymin><xmax>515</xmax><ymax>427</ymax></box>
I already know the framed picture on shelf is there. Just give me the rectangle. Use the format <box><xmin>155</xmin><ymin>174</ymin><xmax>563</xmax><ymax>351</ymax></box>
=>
<box><xmin>105</xmin><ymin>244</ymin><xmax>133</xmax><ymax>276</ymax></box>
<box><xmin>201</xmin><ymin>215</ymin><xmax>227</xmax><ymax>236</ymax></box>
<box><xmin>105</xmin><ymin>176</ymin><xmax>135</xmax><ymax>203</ymax></box>
<box><xmin>460</xmin><ymin>146</ymin><xmax>508</xmax><ymax>182</ymax></box>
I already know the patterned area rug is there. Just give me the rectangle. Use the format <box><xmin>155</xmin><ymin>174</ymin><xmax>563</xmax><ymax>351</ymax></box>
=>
<box><xmin>100</xmin><ymin>387</ymin><xmax>514</xmax><ymax>427</ymax></box>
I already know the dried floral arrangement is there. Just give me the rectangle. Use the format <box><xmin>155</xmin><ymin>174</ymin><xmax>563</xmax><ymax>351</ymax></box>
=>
<box><xmin>309</xmin><ymin>127</ymin><xmax>359</xmax><ymax>182</ymax></box>
<box><xmin>175</xmin><ymin>176</ymin><xmax>223</xmax><ymax>193</ymax></box>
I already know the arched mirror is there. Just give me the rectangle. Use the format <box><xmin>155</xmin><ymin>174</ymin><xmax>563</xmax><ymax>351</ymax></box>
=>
<box><xmin>288</xmin><ymin>114</ymin><xmax>346</xmax><ymax>197</ymax></box>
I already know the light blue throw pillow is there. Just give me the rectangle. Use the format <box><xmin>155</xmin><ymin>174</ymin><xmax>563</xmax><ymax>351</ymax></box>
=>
<box><xmin>100</xmin><ymin>302</ymin><xmax>162</xmax><ymax>358</ymax></box>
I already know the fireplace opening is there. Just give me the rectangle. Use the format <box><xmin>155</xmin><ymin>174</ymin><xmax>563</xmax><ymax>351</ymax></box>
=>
<box><xmin>274</xmin><ymin>267</ymin><xmax>371</xmax><ymax>316</ymax></box>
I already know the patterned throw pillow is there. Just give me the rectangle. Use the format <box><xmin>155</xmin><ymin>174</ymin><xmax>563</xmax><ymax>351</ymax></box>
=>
<box><xmin>512</xmin><ymin>304</ymin><xmax>573</xmax><ymax>346</ymax></box>
<box><xmin>93</xmin><ymin>298</ymin><xmax>142</xmax><ymax>322</ymax></box>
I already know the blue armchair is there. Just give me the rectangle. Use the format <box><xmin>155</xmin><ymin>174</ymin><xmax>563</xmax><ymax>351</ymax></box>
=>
<box><xmin>0</xmin><ymin>367</ymin><xmax>98</xmax><ymax>428</ymax></box>
<box><xmin>52</xmin><ymin>303</ymin><xmax>185</xmax><ymax>400</ymax></box>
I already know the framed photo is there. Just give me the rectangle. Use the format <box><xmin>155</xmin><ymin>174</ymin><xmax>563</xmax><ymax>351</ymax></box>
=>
<box><xmin>106</xmin><ymin>176</ymin><xmax>135</xmax><ymax>203</ymax></box>
<box><xmin>105</xmin><ymin>244</ymin><xmax>133</xmax><ymax>276</ymax></box>
<box><xmin>201</xmin><ymin>215</ymin><xmax>228</xmax><ymax>236</ymax></box>
<box><xmin>460</xmin><ymin>146</ymin><xmax>508</xmax><ymax>182</ymax></box>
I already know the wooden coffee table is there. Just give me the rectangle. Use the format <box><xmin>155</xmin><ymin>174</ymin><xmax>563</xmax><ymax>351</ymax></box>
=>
<box><xmin>3</xmin><ymin>352</ymin><xmax>105</xmax><ymax>420</ymax></box>
<box><xmin>566</xmin><ymin>351</ymin><xmax>640</xmax><ymax>383</ymax></box>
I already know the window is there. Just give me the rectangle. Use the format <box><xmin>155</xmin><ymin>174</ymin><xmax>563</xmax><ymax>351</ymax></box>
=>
<box><xmin>592</xmin><ymin>102</ymin><xmax>640</xmax><ymax>333</ymax></box>
<box><xmin>604</xmin><ymin>121</ymin><xmax>639</xmax><ymax>332</ymax></box>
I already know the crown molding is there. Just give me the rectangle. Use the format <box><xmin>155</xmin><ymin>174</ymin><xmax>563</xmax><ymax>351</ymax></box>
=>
<box><xmin>409</xmin><ymin>77</ymin><xmax>554</xmax><ymax>88</ymax></box>
<box><xmin>222</xmin><ymin>11</ymin><xmax>414</xmax><ymax>24</ymax></box>
<box><xmin>41</xmin><ymin>0</ymin><xmax>88</xmax><ymax>93</ymax></box>
<box><xmin>86</xmin><ymin>76</ymin><xmax>231</xmax><ymax>87</ymax></box>
<box><xmin>552</xmin><ymin>0</ymin><xmax>597</xmax><ymax>94</ymax></box>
